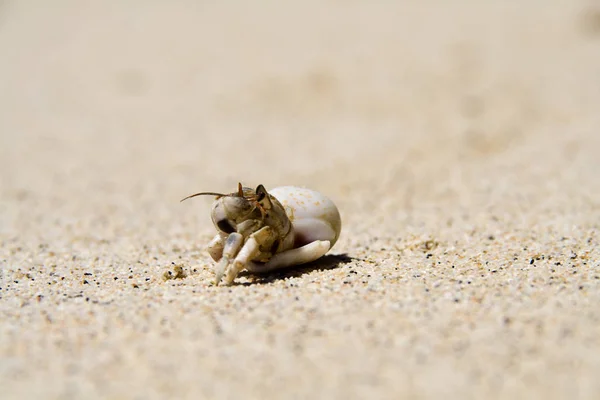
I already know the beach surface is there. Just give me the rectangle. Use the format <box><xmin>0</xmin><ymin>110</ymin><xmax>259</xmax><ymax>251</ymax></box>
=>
<box><xmin>1</xmin><ymin>1</ymin><xmax>600</xmax><ymax>399</ymax></box>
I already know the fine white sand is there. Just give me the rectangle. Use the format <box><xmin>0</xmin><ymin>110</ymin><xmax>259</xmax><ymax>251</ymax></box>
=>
<box><xmin>1</xmin><ymin>1</ymin><xmax>600</xmax><ymax>399</ymax></box>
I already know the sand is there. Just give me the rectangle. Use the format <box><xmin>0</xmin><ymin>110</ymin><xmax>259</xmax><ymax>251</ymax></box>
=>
<box><xmin>1</xmin><ymin>1</ymin><xmax>600</xmax><ymax>399</ymax></box>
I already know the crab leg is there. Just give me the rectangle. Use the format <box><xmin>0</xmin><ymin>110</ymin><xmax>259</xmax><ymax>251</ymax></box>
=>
<box><xmin>245</xmin><ymin>240</ymin><xmax>331</xmax><ymax>273</ymax></box>
<box><xmin>214</xmin><ymin>232</ymin><xmax>243</xmax><ymax>284</ymax></box>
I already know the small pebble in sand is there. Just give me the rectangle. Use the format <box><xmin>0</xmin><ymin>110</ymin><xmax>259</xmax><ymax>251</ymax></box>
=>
<box><xmin>163</xmin><ymin>264</ymin><xmax>187</xmax><ymax>281</ymax></box>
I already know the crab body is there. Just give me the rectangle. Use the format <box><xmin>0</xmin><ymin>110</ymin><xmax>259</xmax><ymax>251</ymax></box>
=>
<box><xmin>182</xmin><ymin>183</ymin><xmax>342</xmax><ymax>285</ymax></box>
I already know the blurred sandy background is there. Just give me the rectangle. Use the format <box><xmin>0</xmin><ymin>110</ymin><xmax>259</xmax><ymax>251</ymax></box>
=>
<box><xmin>1</xmin><ymin>1</ymin><xmax>600</xmax><ymax>399</ymax></box>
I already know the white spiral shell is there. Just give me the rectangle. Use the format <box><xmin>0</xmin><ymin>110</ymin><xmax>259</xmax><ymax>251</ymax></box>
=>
<box><xmin>269</xmin><ymin>186</ymin><xmax>342</xmax><ymax>250</ymax></box>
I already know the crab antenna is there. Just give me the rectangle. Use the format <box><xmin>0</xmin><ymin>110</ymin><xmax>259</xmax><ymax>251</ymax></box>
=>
<box><xmin>180</xmin><ymin>192</ymin><xmax>226</xmax><ymax>202</ymax></box>
<box><xmin>237</xmin><ymin>182</ymin><xmax>244</xmax><ymax>197</ymax></box>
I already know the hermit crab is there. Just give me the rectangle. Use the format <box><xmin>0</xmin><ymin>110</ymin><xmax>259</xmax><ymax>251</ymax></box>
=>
<box><xmin>181</xmin><ymin>183</ymin><xmax>342</xmax><ymax>285</ymax></box>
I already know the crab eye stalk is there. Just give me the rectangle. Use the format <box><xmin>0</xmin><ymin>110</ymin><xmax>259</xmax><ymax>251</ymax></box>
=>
<box><xmin>255</xmin><ymin>184</ymin><xmax>268</xmax><ymax>202</ymax></box>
